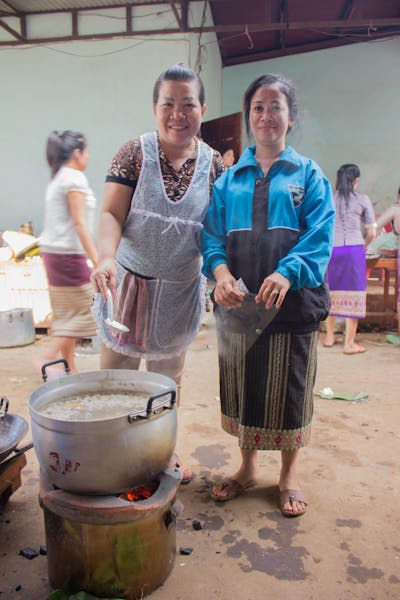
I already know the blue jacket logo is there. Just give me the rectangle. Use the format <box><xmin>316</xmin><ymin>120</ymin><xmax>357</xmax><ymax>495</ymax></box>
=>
<box><xmin>288</xmin><ymin>185</ymin><xmax>305</xmax><ymax>207</ymax></box>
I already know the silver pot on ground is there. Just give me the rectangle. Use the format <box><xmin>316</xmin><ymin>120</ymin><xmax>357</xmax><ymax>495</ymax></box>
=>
<box><xmin>29</xmin><ymin>368</ymin><xmax>177</xmax><ymax>495</ymax></box>
<box><xmin>0</xmin><ymin>308</ymin><xmax>35</xmax><ymax>348</ymax></box>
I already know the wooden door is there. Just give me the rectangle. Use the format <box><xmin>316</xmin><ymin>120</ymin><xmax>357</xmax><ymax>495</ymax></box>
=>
<box><xmin>200</xmin><ymin>112</ymin><xmax>242</xmax><ymax>163</ymax></box>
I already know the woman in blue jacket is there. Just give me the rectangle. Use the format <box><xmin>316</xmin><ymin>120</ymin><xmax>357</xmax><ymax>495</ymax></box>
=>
<box><xmin>202</xmin><ymin>73</ymin><xmax>335</xmax><ymax>517</ymax></box>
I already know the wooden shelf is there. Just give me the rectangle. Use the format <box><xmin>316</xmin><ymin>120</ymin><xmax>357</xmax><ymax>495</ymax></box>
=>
<box><xmin>366</xmin><ymin>256</ymin><xmax>398</xmax><ymax>331</ymax></box>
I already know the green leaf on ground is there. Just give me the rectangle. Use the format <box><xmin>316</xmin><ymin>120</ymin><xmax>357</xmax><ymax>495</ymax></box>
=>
<box><xmin>386</xmin><ymin>334</ymin><xmax>400</xmax><ymax>346</ymax></box>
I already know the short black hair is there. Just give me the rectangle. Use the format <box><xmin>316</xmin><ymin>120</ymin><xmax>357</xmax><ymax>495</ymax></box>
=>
<box><xmin>218</xmin><ymin>144</ymin><xmax>234</xmax><ymax>156</ymax></box>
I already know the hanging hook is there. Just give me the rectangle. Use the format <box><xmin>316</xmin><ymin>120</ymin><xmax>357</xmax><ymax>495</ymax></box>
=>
<box><xmin>244</xmin><ymin>25</ymin><xmax>254</xmax><ymax>50</ymax></box>
<box><xmin>367</xmin><ymin>20</ymin><xmax>377</xmax><ymax>37</ymax></box>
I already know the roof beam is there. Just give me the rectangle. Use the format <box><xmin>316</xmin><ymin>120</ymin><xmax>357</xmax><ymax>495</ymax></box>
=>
<box><xmin>0</xmin><ymin>0</ymin><xmax>18</xmax><ymax>15</ymax></box>
<box><xmin>181</xmin><ymin>0</ymin><xmax>188</xmax><ymax>32</ymax></box>
<box><xmin>341</xmin><ymin>0</ymin><xmax>362</xmax><ymax>20</ymax></box>
<box><xmin>169</xmin><ymin>1</ymin><xmax>183</xmax><ymax>30</ymax></box>
<box><xmin>279</xmin><ymin>0</ymin><xmax>288</xmax><ymax>49</ymax></box>
<box><xmin>0</xmin><ymin>18</ymin><xmax>23</xmax><ymax>40</ymax></box>
<box><xmin>0</xmin><ymin>11</ymin><xmax>399</xmax><ymax>47</ymax></box>
<box><xmin>192</xmin><ymin>18</ymin><xmax>400</xmax><ymax>34</ymax></box>
<box><xmin>222</xmin><ymin>29</ymin><xmax>399</xmax><ymax>66</ymax></box>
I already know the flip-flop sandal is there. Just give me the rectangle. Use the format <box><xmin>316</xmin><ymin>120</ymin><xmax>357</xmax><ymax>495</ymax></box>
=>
<box><xmin>173</xmin><ymin>455</ymin><xmax>194</xmax><ymax>484</ymax></box>
<box><xmin>181</xmin><ymin>466</ymin><xmax>194</xmax><ymax>485</ymax></box>
<box><xmin>279</xmin><ymin>489</ymin><xmax>308</xmax><ymax>518</ymax></box>
<box><xmin>210</xmin><ymin>478</ymin><xmax>256</xmax><ymax>502</ymax></box>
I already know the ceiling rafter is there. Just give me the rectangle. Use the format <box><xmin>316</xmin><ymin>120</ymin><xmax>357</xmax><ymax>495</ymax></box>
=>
<box><xmin>0</xmin><ymin>18</ymin><xmax>22</xmax><ymax>39</ymax></box>
<box><xmin>169</xmin><ymin>0</ymin><xmax>182</xmax><ymax>30</ymax></box>
<box><xmin>191</xmin><ymin>18</ymin><xmax>400</xmax><ymax>34</ymax></box>
<box><xmin>0</xmin><ymin>0</ymin><xmax>18</xmax><ymax>15</ymax></box>
<box><xmin>0</xmin><ymin>0</ymin><xmax>398</xmax><ymax>65</ymax></box>
<box><xmin>0</xmin><ymin>16</ymin><xmax>399</xmax><ymax>47</ymax></box>
<box><xmin>279</xmin><ymin>0</ymin><xmax>288</xmax><ymax>50</ymax></box>
<box><xmin>222</xmin><ymin>28</ymin><xmax>399</xmax><ymax>65</ymax></box>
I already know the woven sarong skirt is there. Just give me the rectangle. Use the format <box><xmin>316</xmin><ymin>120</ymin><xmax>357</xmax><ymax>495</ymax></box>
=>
<box><xmin>327</xmin><ymin>245</ymin><xmax>367</xmax><ymax>318</ymax></box>
<box><xmin>48</xmin><ymin>284</ymin><xmax>97</xmax><ymax>338</ymax></box>
<box><xmin>42</xmin><ymin>252</ymin><xmax>97</xmax><ymax>338</ymax></box>
<box><xmin>217</xmin><ymin>328</ymin><xmax>319</xmax><ymax>451</ymax></box>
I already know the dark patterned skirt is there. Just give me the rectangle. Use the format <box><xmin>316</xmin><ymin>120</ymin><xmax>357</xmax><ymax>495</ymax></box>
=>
<box><xmin>217</xmin><ymin>328</ymin><xmax>319</xmax><ymax>451</ymax></box>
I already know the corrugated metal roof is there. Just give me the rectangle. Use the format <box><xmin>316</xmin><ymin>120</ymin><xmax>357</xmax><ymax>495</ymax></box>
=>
<box><xmin>0</xmin><ymin>0</ymin><xmax>157</xmax><ymax>13</ymax></box>
<box><xmin>1</xmin><ymin>0</ymin><xmax>399</xmax><ymax>64</ymax></box>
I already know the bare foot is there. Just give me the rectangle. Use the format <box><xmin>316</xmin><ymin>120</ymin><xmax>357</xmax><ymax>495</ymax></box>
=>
<box><xmin>322</xmin><ymin>336</ymin><xmax>335</xmax><ymax>347</ymax></box>
<box><xmin>343</xmin><ymin>344</ymin><xmax>366</xmax><ymax>355</ymax></box>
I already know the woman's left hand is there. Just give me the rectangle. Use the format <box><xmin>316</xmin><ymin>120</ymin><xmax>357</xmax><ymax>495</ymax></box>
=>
<box><xmin>255</xmin><ymin>272</ymin><xmax>290</xmax><ymax>309</ymax></box>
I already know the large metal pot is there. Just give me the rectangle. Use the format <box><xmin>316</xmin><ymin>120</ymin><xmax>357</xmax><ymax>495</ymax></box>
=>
<box><xmin>29</xmin><ymin>369</ymin><xmax>177</xmax><ymax>495</ymax></box>
<box><xmin>0</xmin><ymin>308</ymin><xmax>35</xmax><ymax>348</ymax></box>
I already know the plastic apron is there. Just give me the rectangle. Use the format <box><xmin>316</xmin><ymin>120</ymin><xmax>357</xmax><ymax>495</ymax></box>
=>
<box><xmin>93</xmin><ymin>132</ymin><xmax>213</xmax><ymax>359</ymax></box>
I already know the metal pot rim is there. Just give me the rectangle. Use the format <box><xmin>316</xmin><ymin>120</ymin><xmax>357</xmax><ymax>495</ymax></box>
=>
<box><xmin>29</xmin><ymin>368</ymin><xmax>177</xmax><ymax>426</ymax></box>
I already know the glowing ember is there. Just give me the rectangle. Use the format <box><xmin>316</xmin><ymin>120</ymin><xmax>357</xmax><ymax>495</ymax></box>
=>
<box><xmin>119</xmin><ymin>481</ymin><xmax>159</xmax><ymax>502</ymax></box>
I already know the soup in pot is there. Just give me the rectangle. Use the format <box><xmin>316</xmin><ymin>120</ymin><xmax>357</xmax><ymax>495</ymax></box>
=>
<box><xmin>37</xmin><ymin>392</ymin><xmax>151</xmax><ymax>421</ymax></box>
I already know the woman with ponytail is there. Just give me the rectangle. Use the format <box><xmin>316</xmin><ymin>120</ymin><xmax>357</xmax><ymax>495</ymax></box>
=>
<box><xmin>323</xmin><ymin>163</ymin><xmax>376</xmax><ymax>354</ymax></box>
<box><xmin>38</xmin><ymin>130</ymin><xmax>98</xmax><ymax>374</ymax></box>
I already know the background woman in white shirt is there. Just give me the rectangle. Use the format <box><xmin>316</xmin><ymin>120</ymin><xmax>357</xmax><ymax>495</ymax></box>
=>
<box><xmin>38</xmin><ymin>130</ymin><xmax>98</xmax><ymax>374</ymax></box>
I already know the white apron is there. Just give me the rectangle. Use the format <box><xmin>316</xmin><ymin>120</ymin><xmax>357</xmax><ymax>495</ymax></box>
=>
<box><xmin>93</xmin><ymin>132</ymin><xmax>213</xmax><ymax>359</ymax></box>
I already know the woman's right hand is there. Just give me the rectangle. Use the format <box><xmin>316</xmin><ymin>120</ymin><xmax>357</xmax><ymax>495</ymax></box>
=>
<box><xmin>213</xmin><ymin>264</ymin><xmax>244</xmax><ymax>307</ymax></box>
<box><xmin>91</xmin><ymin>258</ymin><xmax>117</xmax><ymax>299</ymax></box>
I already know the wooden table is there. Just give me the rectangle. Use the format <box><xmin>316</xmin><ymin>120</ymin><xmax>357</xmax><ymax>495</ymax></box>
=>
<box><xmin>366</xmin><ymin>256</ymin><xmax>398</xmax><ymax>329</ymax></box>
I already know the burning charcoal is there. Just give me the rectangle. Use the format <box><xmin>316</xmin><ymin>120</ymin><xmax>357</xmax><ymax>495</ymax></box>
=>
<box><xmin>179</xmin><ymin>547</ymin><xmax>193</xmax><ymax>555</ymax></box>
<box><xmin>39</xmin><ymin>545</ymin><xmax>47</xmax><ymax>555</ymax></box>
<box><xmin>19</xmin><ymin>547</ymin><xmax>39</xmax><ymax>559</ymax></box>
<box><xmin>192</xmin><ymin>519</ymin><xmax>202</xmax><ymax>531</ymax></box>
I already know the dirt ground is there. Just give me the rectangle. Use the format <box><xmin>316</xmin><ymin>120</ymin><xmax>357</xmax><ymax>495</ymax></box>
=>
<box><xmin>1</xmin><ymin>312</ymin><xmax>399</xmax><ymax>600</ymax></box>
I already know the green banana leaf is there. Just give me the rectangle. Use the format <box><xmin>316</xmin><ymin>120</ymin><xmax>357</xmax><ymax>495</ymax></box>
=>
<box><xmin>386</xmin><ymin>334</ymin><xmax>400</xmax><ymax>346</ymax></box>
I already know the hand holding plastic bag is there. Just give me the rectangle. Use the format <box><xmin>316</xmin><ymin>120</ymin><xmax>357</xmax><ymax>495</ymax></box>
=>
<box><xmin>214</xmin><ymin>279</ymin><xmax>279</xmax><ymax>351</ymax></box>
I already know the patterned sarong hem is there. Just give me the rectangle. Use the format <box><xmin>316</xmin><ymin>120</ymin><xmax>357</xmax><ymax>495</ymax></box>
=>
<box><xmin>329</xmin><ymin>290</ymin><xmax>366</xmax><ymax>318</ymax></box>
<box><xmin>221</xmin><ymin>414</ymin><xmax>311</xmax><ymax>451</ymax></box>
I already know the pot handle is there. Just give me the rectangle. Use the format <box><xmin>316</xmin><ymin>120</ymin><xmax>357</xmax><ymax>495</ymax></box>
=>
<box><xmin>127</xmin><ymin>388</ymin><xmax>176</xmax><ymax>422</ymax></box>
<box><xmin>146</xmin><ymin>388</ymin><xmax>176</xmax><ymax>415</ymax></box>
<box><xmin>0</xmin><ymin>396</ymin><xmax>9</xmax><ymax>418</ymax></box>
<box><xmin>41</xmin><ymin>359</ymin><xmax>71</xmax><ymax>382</ymax></box>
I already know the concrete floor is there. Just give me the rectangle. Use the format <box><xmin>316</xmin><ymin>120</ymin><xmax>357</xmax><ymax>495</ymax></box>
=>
<box><xmin>1</xmin><ymin>313</ymin><xmax>399</xmax><ymax>600</ymax></box>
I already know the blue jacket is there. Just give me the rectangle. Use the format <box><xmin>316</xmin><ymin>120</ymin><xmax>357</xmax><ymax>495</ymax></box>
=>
<box><xmin>201</xmin><ymin>145</ymin><xmax>336</xmax><ymax>332</ymax></box>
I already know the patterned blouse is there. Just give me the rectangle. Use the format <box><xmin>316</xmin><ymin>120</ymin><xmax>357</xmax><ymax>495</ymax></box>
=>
<box><xmin>106</xmin><ymin>135</ymin><xmax>224</xmax><ymax>201</ymax></box>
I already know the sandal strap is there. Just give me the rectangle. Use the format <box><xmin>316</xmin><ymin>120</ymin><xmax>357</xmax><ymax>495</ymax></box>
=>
<box><xmin>280</xmin><ymin>489</ymin><xmax>308</xmax><ymax>506</ymax></box>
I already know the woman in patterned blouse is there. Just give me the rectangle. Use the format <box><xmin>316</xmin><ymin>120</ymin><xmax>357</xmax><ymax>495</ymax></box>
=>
<box><xmin>91</xmin><ymin>64</ymin><xmax>223</xmax><ymax>483</ymax></box>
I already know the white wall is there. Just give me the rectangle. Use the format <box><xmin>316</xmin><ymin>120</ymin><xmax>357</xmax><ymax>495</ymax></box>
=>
<box><xmin>2</xmin><ymin>9</ymin><xmax>398</xmax><ymax>232</ymax></box>
<box><xmin>222</xmin><ymin>38</ymin><xmax>400</xmax><ymax>213</ymax></box>
<box><xmin>0</xmin><ymin>3</ymin><xmax>221</xmax><ymax>233</ymax></box>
